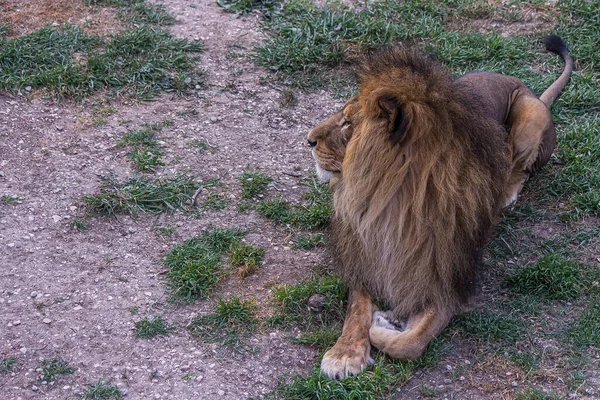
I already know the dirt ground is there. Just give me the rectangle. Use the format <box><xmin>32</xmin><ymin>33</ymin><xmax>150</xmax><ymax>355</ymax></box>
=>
<box><xmin>0</xmin><ymin>1</ymin><xmax>342</xmax><ymax>399</ymax></box>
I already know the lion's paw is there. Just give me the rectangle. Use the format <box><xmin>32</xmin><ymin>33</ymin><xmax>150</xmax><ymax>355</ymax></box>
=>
<box><xmin>372</xmin><ymin>311</ymin><xmax>407</xmax><ymax>332</ymax></box>
<box><xmin>320</xmin><ymin>339</ymin><xmax>373</xmax><ymax>380</ymax></box>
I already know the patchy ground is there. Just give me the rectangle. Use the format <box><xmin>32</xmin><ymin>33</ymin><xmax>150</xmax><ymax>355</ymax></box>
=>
<box><xmin>0</xmin><ymin>1</ymin><xmax>340</xmax><ymax>398</ymax></box>
<box><xmin>1</xmin><ymin>1</ymin><xmax>600</xmax><ymax>400</ymax></box>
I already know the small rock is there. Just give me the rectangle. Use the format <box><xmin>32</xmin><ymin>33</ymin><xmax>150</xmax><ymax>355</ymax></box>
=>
<box><xmin>307</xmin><ymin>294</ymin><xmax>328</xmax><ymax>311</ymax></box>
<box><xmin>32</xmin><ymin>386</ymin><xmax>39</xmax><ymax>391</ymax></box>
<box><xmin>218</xmin><ymin>390</ymin><xmax>225</xmax><ymax>396</ymax></box>
<box><xmin>443</xmin><ymin>379</ymin><xmax>452</xmax><ymax>384</ymax></box>
<box><xmin>144</xmin><ymin>292</ymin><xmax>152</xmax><ymax>297</ymax></box>
<box><xmin>511</xmin><ymin>381</ymin><xmax>518</xmax><ymax>387</ymax></box>
<box><xmin>52</xmin><ymin>215</ymin><xmax>62</xmax><ymax>223</ymax></box>
<box><xmin>63</xmin><ymin>386</ymin><xmax>70</xmax><ymax>390</ymax></box>
<box><xmin>43</xmin><ymin>318</ymin><xmax>52</xmax><ymax>324</ymax></box>
<box><xmin>13</xmin><ymin>320</ymin><xmax>21</xmax><ymax>326</ymax></box>
<box><xmin>25</xmin><ymin>86</ymin><xmax>32</xmax><ymax>91</ymax></box>
<box><xmin>210</xmin><ymin>117</ymin><xmax>217</xmax><ymax>122</ymax></box>
<box><xmin>73</xmin><ymin>306</ymin><xmax>83</xmax><ymax>311</ymax></box>
<box><xmin>30</xmin><ymin>291</ymin><xmax>37</xmax><ymax>298</ymax></box>
<box><xmin>445</xmin><ymin>364</ymin><xmax>452</xmax><ymax>371</ymax></box>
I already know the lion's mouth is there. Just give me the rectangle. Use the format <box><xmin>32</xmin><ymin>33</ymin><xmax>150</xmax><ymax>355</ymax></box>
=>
<box><xmin>315</xmin><ymin>164</ymin><xmax>335</xmax><ymax>182</ymax></box>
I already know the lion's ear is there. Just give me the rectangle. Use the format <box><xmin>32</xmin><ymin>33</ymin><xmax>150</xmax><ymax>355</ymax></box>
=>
<box><xmin>378</xmin><ymin>95</ymin><xmax>410</xmax><ymax>144</ymax></box>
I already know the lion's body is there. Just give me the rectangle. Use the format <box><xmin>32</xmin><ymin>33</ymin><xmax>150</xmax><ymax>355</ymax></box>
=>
<box><xmin>308</xmin><ymin>35</ymin><xmax>572</xmax><ymax>379</ymax></box>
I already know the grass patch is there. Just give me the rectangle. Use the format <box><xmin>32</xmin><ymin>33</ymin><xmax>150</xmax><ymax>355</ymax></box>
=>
<box><xmin>81</xmin><ymin>175</ymin><xmax>216</xmax><ymax>216</ymax></box>
<box><xmin>256</xmin><ymin>178</ymin><xmax>332</xmax><ymax>229</ymax></box>
<box><xmin>515</xmin><ymin>388</ymin><xmax>564</xmax><ymax>400</ymax></box>
<box><xmin>202</xmin><ymin>192</ymin><xmax>229</xmax><ymax>211</ymax></box>
<box><xmin>0</xmin><ymin>357</ymin><xmax>16</xmax><ymax>375</ymax></box>
<box><xmin>293</xmin><ymin>233</ymin><xmax>325</xmax><ymax>250</ymax></box>
<box><xmin>188</xmin><ymin>296</ymin><xmax>258</xmax><ymax>349</ymax></box>
<box><xmin>264</xmin><ymin>358</ymin><xmax>413</xmax><ymax>400</ymax></box>
<box><xmin>118</xmin><ymin>123</ymin><xmax>165</xmax><ymax>171</ymax></box>
<box><xmin>217</xmin><ymin>0</ymin><xmax>278</xmax><ymax>16</ymax></box>
<box><xmin>568</xmin><ymin>297</ymin><xmax>600</xmax><ymax>349</ymax></box>
<box><xmin>117</xmin><ymin>2</ymin><xmax>176</xmax><ymax>26</ymax></box>
<box><xmin>1</xmin><ymin>195</ymin><xmax>21</xmax><ymax>205</ymax></box>
<box><xmin>40</xmin><ymin>358</ymin><xmax>74</xmax><ymax>382</ymax></box>
<box><xmin>453</xmin><ymin>310</ymin><xmax>526</xmax><ymax>346</ymax></box>
<box><xmin>229</xmin><ymin>241</ymin><xmax>264</xmax><ymax>278</ymax></box>
<box><xmin>0</xmin><ymin>24</ymin><xmax>204</xmax><ymax>99</ymax></box>
<box><xmin>240</xmin><ymin>171</ymin><xmax>273</xmax><ymax>199</ymax></box>
<box><xmin>269</xmin><ymin>274</ymin><xmax>346</xmax><ymax>327</ymax></box>
<box><xmin>163</xmin><ymin>228</ymin><xmax>245</xmax><ymax>301</ymax></box>
<box><xmin>134</xmin><ymin>317</ymin><xmax>174</xmax><ymax>338</ymax></box>
<box><xmin>506</xmin><ymin>253</ymin><xmax>596</xmax><ymax>301</ymax></box>
<box><xmin>83</xmin><ymin>379</ymin><xmax>122</xmax><ymax>400</ymax></box>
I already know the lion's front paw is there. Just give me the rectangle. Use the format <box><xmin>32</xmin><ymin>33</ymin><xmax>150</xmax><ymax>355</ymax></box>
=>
<box><xmin>320</xmin><ymin>338</ymin><xmax>373</xmax><ymax>380</ymax></box>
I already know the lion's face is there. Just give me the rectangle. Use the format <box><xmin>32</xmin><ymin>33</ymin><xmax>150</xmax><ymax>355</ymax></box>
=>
<box><xmin>307</xmin><ymin>97</ymin><xmax>358</xmax><ymax>182</ymax></box>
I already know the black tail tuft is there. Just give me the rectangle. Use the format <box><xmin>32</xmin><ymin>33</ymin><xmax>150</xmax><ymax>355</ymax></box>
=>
<box><xmin>544</xmin><ymin>34</ymin><xmax>569</xmax><ymax>56</ymax></box>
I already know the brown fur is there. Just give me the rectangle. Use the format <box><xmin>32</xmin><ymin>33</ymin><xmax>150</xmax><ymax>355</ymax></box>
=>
<box><xmin>313</xmin><ymin>36</ymin><xmax>572</xmax><ymax>379</ymax></box>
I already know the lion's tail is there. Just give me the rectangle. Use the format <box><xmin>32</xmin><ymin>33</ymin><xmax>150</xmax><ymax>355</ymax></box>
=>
<box><xmin>539</xmin><ymin>35</ymin><xmax>573</xmax><ymax>107</ymax></box>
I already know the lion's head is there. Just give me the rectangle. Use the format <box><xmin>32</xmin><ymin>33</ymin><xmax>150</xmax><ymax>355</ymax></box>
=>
<box><xmin>307</xmin><ymin>97</ymin><xmax>358</xmax><ymax>183</ymax></box>
<box><xmin>321</xmin><ymin>46</ymin><xmax>510</xmax><ymax>318</ymax></box>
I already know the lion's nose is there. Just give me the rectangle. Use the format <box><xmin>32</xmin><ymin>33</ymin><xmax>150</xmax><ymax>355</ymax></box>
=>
<box><xmin>307</xmin><ymin>139</ymin><xmax>317</xmax><ymax>147</ymax></box>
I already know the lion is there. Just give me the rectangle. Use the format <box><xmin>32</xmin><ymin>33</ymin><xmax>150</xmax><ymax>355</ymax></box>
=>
<box><xmin>306</xmin><ymin>35</ymin><xmax>572</xmax><ymax>379</ymax></box>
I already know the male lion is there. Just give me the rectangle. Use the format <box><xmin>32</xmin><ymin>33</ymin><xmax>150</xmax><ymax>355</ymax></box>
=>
<box><xmin>307</xmin><ymin>35</ymin><xmax>572</xmax><ymax>379</ymax></box>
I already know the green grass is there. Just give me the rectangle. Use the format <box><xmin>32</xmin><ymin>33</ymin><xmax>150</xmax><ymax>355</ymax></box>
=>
<box><xmin>118</xmin><ymin>123</ymin><xmax>166</xmax><ymax>171</ymax></box>
<box><xmin>188</xmin><ymin>296</ymin><xmax>258</xmax><ymax>348</ymax></box>
<box><xmin>40</xmin><ymin>358</ymin><xmax>74</xmax><ymax>382</ymax></box>
<box><xmin>269</xmin><ymin>274</ymin><xmax>346</xmax><ymax>328</ymax></box>
<box><xmin>293</xmin><ymin>233</ymin><xmax>325</xmax><ymax>250</ymax></box>
<box><xmin>163</xmin><ymin>228</ymin><xmax>245</xmax><ymax>301</ymax></box>
<box><xmin>1</xmin><ymin>357</ymin><xmax>16</xmax><ymax>375</ymax></box>
<box><xmin>217</xmin><ymin>0</ymin><xmax>278</xmax><ymax>16</ymax></box>
<box><xmin>515</xmin><ymin>388</ymin><xmax>564</xmax><ymax>400</ymax></box>
<box><xmin>240</xmin><ymin>171</ymin><xmax>273</xmax><ymax>199</ymax></box>
<box><xmin>81</xmin><ymin>175</ymin><xmax>216</xmax><ymax>216</ymax></box>
<box><xmin>0</xmin><ymin>24</ymin><xmax>204</xmax><ymax>99</ymax></box>
<box><xmin>83</xmin><ymin>379</ymin><xmax>123</xmax><ymax>400</ymax></box>
<box><xmin>568</xmin><ymin>297</ymin><xmax>600</xmax><ymax>349</ymax></box>
<box><xmin>134</xmin><ymin>317</ymin><xmax>174</xmax><ymax>338</ymax></box>
<box><xmin>255</xmin><ymin>177</ymin><xmax>332</xmax><ymax>229</ymax></box>
<box><xmin>506</xmin><ymin>253</ymin><xmax>597</xmax><ymax>301</ymax></box>
<box><xmin>202</xmin><ymin>192</ymin><xmax>229</xmax><ymax>211</ymax></box>
<box><xmin>229</xmin><ymin>241</ymin><xmax>264</xmax><ymax>278</ymax></box>
<box><xmin>1</xmin><ymin>195</ymin><xmax>20</xmax><ymax>205</ymax></box>
<box><xmin>264</xmin><ymin>358</ymin><xmax>413</xmax><ymax>400</ymax></box>
<box><xmin>452</xmin><ymin>310</ymin><xmax>526</xmax><ymax>346</ymax></box>
<box><xmin>117</xmin><ymin>3</ymin><xmax>176</xmax><ymax>26</ymax></box>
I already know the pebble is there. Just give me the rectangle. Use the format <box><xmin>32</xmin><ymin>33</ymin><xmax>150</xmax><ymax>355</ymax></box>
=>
<box><xmin>32</xmin><ymin>386</ymin><xmax>39</xmax><ymax>391</ymax></box>
<box><xmin>25</xmin><ymin>86</ymin><xmax>32</xmax><ymax>91</ymax></box>
<box><xmin>31</xmin><ymin>291</ymin><xmax>38</xmax><ymax>298</ymax></box>
<box><xmin>511</xmin><ymin>381</ymin><xmax>518</xmax><ymax>387</ymax></box>
<box><xmin>52</xmin><ymin>215</ymin><xmax>62</xmax><ymax>223</ymax></box>
<box><xmin>445</xmin><ymin>364</ymin><xmax>452</xmax><ymax>371</ymax></box>
<box><xmin>13</xmin><ymin>320</ymin><xmax>21</xmax><ymax>326</ymax></box>
<box><xmin>43</xmin><ymin>318</ymin><xmax>52</xmax><ymax>324</ymax></box>
<box><xmin>443</xmin><ymin>379</ymin><xmax>452</xmax><ymax>384</ymax></box>
<box><xmin>218</xmin><ymin>390</ymin><xmax>225</xmax><ymax>396</ymax></box>
<box><xmin>145</xmin><ymin>292</ymin><xmax>152</xmax><ymax>297</ymax></box>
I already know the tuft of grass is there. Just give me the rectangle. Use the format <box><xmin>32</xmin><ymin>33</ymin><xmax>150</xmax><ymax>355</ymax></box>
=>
<box><xmin>0</xmin><ymin>24</ymin><xmax>204</xmax><ymax>99</ymax></box>
<box><xmin>453</xmin><ymin>311</ymin><xmax>526</xmax><ymax>346</ymax></box>
<box><xmin>118</xmin><ymin>123</ymin><xmax>166</xmax><ymax>171</ymax></box>
<box><xmin>163</xmin><ymin>228</ymin><xmax>245</xmax><ymax>301</ymax></box>
<box><xmin>290</xmin><ymin>325</ymin><xmax>340</xmax><ymax>353</ymax></box>
<box><xmin>81</xmin><ymin>175</ymin><xmax>215</xmax><ymax>216</ymax></box>
<box><xmin>240</xmin><ymin>171</ymin><xmax>273</xmax><ymax>199</ymax></box>
<box><xmin>515</xmin><ymin>388</ymin><xmax>564</xmax><ymax>400</ymax></box>
<box><xmin>229</xmin><ymin>241</ymin><xmax>264</xmax><ymax>279</ymax></box>
<box><xmin>202</xmin><ymin>192</ymin><xmax>229</xmax><ymax>211</ymax></box>
<box><xmin>506</xmin><ymin>253</ymin><xmax>596</xmax><ymax>301</ymax></box>
<box><xmin>293</xmin><ymin>233</ymin><xmax>325</xmax><ymax>250</ymax></box>
<box><xmin>568</xmin><ymin>297</ymin><xmax>600</xmax><ymax>348</ymax></box>
<box><xmin>264</xmin><ymin>357</ymin><xmax>413</xmax><ymax>400</ymax></box>
<box><xmin>83</xmin><ymin>379</ymin><xmax>123</xmax><ymax>400</ymax></box>
<box><xmin>188</xmin><ymin>296</ymin><xmax>258</xmax><ymax>348</ymax></box>
<box><xmin>217</xmin><ymin>0</ymin><xmax>278</xmax><ymax>16</ymax></box>
<box><xmin>256</xmin><ymin>178</ymin><xmax>332</xmax><ymax>229</ymax></box>
<box><xmin>40</xmin><ymin>358</ymin><xmax>74</xmax><ymax>382</ymax></box>
<box><xmin>1</xmin><ymin>357</ymin><xmax>16</xmax><ymax>375</ymax></box>
<box><xmin>1</xmin><ymin>195</ymin><xmax>21</xmax><ymax>205</ymax></box>
<box><xmin>134</xmin><ymin>317</ymin><xmax>174</xmax><ymax>338</ymax></box>
<box><xmin>117</xmin><ymin>3</ymin><xmax>176</xmax><ymax>26</ymax></box>
<box><xmin>269</xmin><ymin>275</ymin><xmax>346</xmax><ymax>327</ymax></box>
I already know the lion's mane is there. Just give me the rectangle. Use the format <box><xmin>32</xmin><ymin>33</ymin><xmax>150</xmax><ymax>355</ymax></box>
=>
<box><xmin>332</xmin><ymin>47</ymin><xmax>510</xmax><ymax>318</ymax></box>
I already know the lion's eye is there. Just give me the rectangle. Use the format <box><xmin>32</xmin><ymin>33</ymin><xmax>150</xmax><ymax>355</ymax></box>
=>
<box><xmin>342</xmin><ymin>119</ymin><xmax>351</xmax><ymax>127</ymax></box>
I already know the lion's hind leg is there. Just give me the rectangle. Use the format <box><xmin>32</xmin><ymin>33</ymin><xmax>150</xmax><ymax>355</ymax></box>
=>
<box><xmin>504</xmin><ymin>96</ymin><xmax>556</xmax><ymax>207</ymax></box>
<box><xmin>320</xmin><ymin>288</ymin><xmax>375</xmax><ymax>379</ymax></box>
<box><xmin>369</xmin><ymin>307</ymin><xmax>452</xmax><ymax>360</ymax></box>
